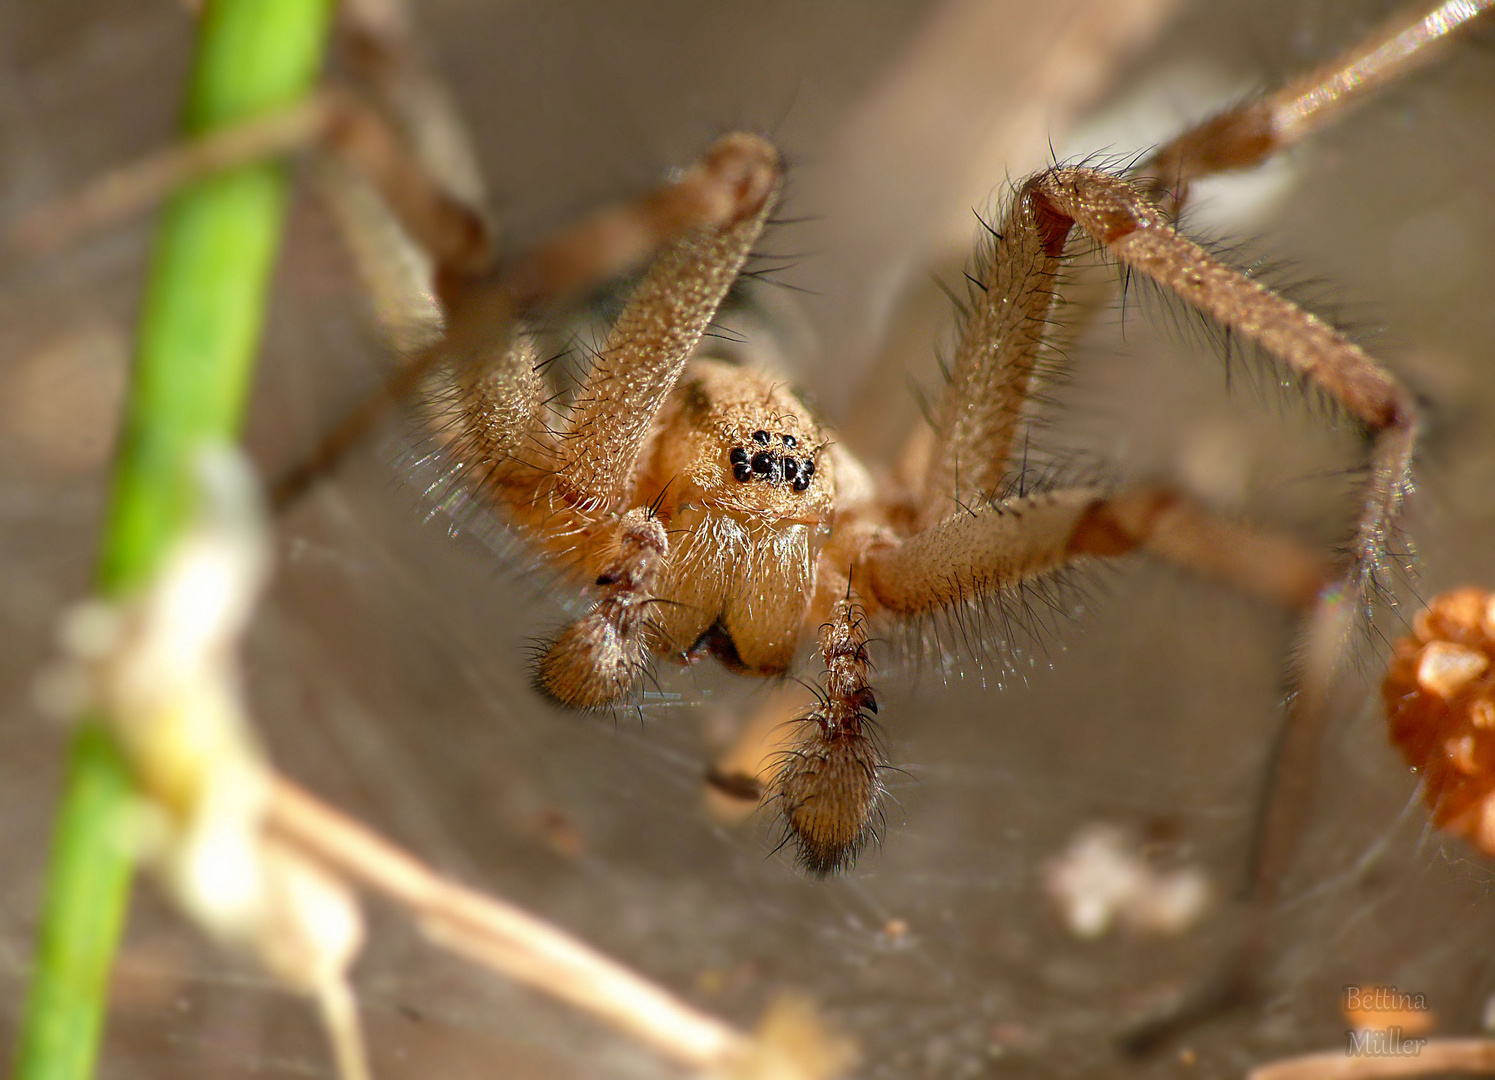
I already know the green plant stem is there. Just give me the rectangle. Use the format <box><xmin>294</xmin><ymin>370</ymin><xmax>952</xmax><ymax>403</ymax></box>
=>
<box><xmin>15</xmin><ymin>3</ymin><xmax>335</xmax><ymax>1079</ymax></box>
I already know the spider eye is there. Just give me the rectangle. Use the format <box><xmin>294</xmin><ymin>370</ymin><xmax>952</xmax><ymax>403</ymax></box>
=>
<box><xmin>781</xmin><ymin>434</ymin><xmax>797</xmax><ymax>448</ymax></box>
<box><xmin>792</xmin><ymin>474</ymin><xmax>810</xmax><ymax>492</ymax></box>
<box><xmin>752</xmin><ymin>430</ymin><xmax>771</xmax><ymax>445</ymax></box>
<box><xmin>801</xmin><ymin>459</ymin><xmax>815</xmax><ymax>479</ymax></box>
<box><xmin>732</xmin><ymin>462</ymin><xmax>753</xmax><ymax>482</ymax></box>
<box><xmin>728</xmin><ymin>447</ymin><xmax>748</xmax><ymax>465</ymax></box>
<box><xmin>782</xmin><ymin>457</ymin><xmax>800</xmax><ymax>482</ymax></box>
<box><xmin>751</xmin><ymin>450</ymin><xmax>773</xmax><ymax>474</ymax></box>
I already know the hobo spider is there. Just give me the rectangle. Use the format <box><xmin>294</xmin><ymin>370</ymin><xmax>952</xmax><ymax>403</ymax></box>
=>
<box><xmin>295</xmin><ymin>1</ymin><xmax>1474</xmax><ymax>884</ymax></box>
<box><xmin>430</xmin><ymin>145</ymin><xmax>1375</xmax><ymax>880</ymax></box>
<box><xmin>8</xmin><ymin>1</ymin><xmax>1495</xmax><ymax>1077</ymax></box>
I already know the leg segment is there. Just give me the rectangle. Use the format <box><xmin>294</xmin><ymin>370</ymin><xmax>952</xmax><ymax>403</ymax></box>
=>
<box><xmin>917</xmin><ymin>190</ymin><xmax>1062</xmax><ymax>528</ymax></box>
<box><xmin>1071</xmin><ymin>487</ymin><xmax>1329</xmax><ymax>612</ymax></box>
<box><xmin>861</xmin><ymin>486</ymin><xmax>1328</xmax><ymax>621</ymax></box>
<box><xmin>772</xmin><ymin>598</ymin><xmax>885</xmax><ymax>876</ymax></box>
<box><xmin>435</xmin><ymin>333</ymin><xmax>549</xmax><ymax>496</ymax></box>
<box><xmin>1141</xmin><ymin>0</ymin><xmax>1493</xmax><ymax>216</ymax></box>
<box><xmin>549</xmin><ymin>136</ymin><xmax>783</xmax><ymax>515</ymax></box>
<box><xmin>873</xmin><ymin>490</ymin><xmax>1100</xmax><ymax>614</ymax></box>
<box><xmin>535</xmin><ymin>509</ymin><xmax>669</xmax><ymax>710</ymax></box>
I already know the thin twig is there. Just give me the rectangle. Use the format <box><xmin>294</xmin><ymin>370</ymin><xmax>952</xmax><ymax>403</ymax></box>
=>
<box><xmin>7</xmin><ymin>95</ymin><xmax>332</xmax><ymax>256</ymax></box>
<box><xmin>266</xmin><ymin>775</ymin><xmax>750</xmax><ymax>1071</ymax></box>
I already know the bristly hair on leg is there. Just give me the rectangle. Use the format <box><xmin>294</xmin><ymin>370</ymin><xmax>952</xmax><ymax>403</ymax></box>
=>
<box><xmin>889</xmin><ymin>451</ymin><xmax>1120</xmax><ymax>688</ymax></box>
<box><xmin>768</xmin><ymin>599</ymin><xmax>888</xmax><ymax>876</ymax></box>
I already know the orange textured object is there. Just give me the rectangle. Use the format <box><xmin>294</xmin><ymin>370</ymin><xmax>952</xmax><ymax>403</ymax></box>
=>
<box><xmin>1383</xmin><ymin>588</ymin><xmax>1495</xmax><ymax>853</ymax></box>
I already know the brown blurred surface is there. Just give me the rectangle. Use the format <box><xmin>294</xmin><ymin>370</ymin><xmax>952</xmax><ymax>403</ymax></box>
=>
<box><xmin>3</xmin><ymin>3</ymin><xmax>1495</xmax><ymax>1079</ymax></box>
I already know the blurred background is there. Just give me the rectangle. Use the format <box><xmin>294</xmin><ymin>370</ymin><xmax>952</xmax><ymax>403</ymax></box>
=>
<box><xmin>3</xmin><ymin>2</ymin><xmax>1495</xmax><ymax>1078</ymax></box>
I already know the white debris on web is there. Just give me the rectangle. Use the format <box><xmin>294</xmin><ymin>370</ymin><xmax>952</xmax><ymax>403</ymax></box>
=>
<box><xmin>37</xmin><ymin>445</ymin><xmax>370</xmax><ymax>1080</ymax></box>
<box><xmin>726</xmin><ymin>995</ymin><xmax>858</xmax><ymax>1080</ymax></box>
<box><xmin>1041</xmin><ymin>823</ymin><xmax>1211</xmax><ymax>939</ymax></box>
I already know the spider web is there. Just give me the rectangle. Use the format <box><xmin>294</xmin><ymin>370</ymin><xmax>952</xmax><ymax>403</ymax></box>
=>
<box><xmin>4</xmin><ymin>2</ymin><xmax>1495</xmax><ymax>1079</ymax></box>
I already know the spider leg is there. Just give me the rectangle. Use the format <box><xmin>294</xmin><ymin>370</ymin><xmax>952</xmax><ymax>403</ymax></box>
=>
<box><xmin>278</xmin><ymin>119</ymin><xmax>787</xmax><ymax>511</ymax></box>
<box><xmin>1018</xmin><ymin>181</ymin><xmax>1417</xmax><ymax>771</ymax></box>
<box><xmin>1140</xmin><ymin>0</ymin><xmax>1494</xmax><ymax>217</ymax></box>
<box><xmin>1024</xmin><ymin>168</ymin><xmax>1423</xmax><ymax>1050</ymax></box>
<box><xmin>916</xmin><ymin>178</ymin><xmax>1063</xmax><ymax>529</ymax></box>
<box><xmin>867</xmin><ymin>478</ymin><xmax>1333</xmax><ymax>631</ymax></box>
<box><xmin>771</xmin><ymin>597</ymin><xmax>885</xmax><ymax>877</ymax></box>
<box><xmin>535</xmin><ymin>509</ymin><xmax>669</xmax><ymax>710</ymax></box>
<box><xmin>913</xmin><ymin>161</ymin><xmax>1418</xmax><ymax>1043</ymax></box>
<box><xmin>547</xmin><ymin>137</ymin><xmax>784</xmax><ymax>515</ymax></box>
<box><xmin>863</xmin><ymin>485</ymin><xmax>1328</xmax><ymax>619</ymax></box>
<box><xmin>284</xmin><ymin>129</ymin><xmax>786</xmax><ymax>513</ymax></box>
<box><xmin>8</xmin><ymin>23</ymin><xmax>787</xmax><ymax>518</ymax></box>
<box><xmin>772</xmin><ymin>486</ymin><xmax>1308</xmax><ymax>871</ymax></box>
<box><xmin>776</xmin><ymin>475</ymin><xmax>1324</xmax><ymax>875</ymax></box>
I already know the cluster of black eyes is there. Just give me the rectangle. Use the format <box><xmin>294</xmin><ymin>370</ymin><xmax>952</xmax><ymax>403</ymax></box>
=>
<box><xmin>728</xmin><ymin>430</ymin><xmax>815</xmax><ymax>492</ymax></box>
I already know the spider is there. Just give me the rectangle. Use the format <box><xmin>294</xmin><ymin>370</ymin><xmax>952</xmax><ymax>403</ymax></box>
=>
<box><xmin>423</xmin><ymin>139</ymin><xmax>1367</xmax><ymax>879</ymax></box>
<box><xmin>319</xmin><ymin>2</ymin><xmax>1484</xmax><ymax>883</ymax></box>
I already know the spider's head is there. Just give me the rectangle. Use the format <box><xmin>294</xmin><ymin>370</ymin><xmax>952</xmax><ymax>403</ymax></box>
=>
<box><xmin>648</xmin><ymin>359</ymin><xmax>835</xmax><ymax>526</ymax></box>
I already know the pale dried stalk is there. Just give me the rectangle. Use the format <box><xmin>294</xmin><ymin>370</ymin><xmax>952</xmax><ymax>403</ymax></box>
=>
<box><xmin>266</xmin><ymin>776</ymin><xmax>751</xmax><ymax>1072</ymax></box>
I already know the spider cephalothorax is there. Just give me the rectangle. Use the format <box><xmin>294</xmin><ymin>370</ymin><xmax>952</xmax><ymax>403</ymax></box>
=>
<box><xmin>640</xmin><ymin>360</ymin><xmax>838</xmax><ymax>673</ymax></box>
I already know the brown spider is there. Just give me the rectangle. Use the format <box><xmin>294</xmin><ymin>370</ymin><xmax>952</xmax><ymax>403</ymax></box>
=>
<box><xmin>424</xmin><ymin>142</ymin><xmax>1358</xmax><ymax>878</ymax></box>
<box><xmin>348</xmin><ymin>2</ymin><xmax>1480</xmax><ymax>877</ymax></box>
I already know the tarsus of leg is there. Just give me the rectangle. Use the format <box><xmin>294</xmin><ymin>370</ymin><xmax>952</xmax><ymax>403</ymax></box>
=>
<box><xmin>1140</xmin><ymin>0</ymin><xmax>1494</xmax><ymax>216</ymax></box>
